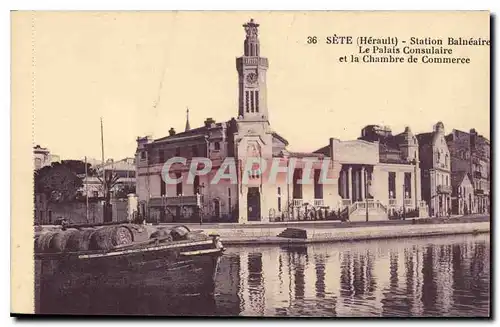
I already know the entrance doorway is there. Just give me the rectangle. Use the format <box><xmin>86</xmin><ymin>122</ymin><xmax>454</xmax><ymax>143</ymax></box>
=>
<box><xmin>213</xmin><ymin>199</ymin><xmax>221</xmax><ymax>220</ymax></box>
<box><xmin>247</xmin><ymin>187</ymin><xmax>261</xmax><ymax>221</ymax></box>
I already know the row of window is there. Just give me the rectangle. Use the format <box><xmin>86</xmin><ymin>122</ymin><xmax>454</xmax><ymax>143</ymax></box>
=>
<box><xmin>436</xmin><ymin>173</ymin><xmax>449</xmax><ymax>187</ymax></box>
<box><xmin>455</xmin><ymin>148</ymin><xmax>471</xmax><ymax>160</ymax></box>
<box><xmin>157</xmin><ymin>170</ymin><xmax>322</xmax><ymax>214</ymax></box>
<box><xmin>458</xmin><ymin>186</ymin><xmax>470</xmax><ymax>196</ymax></box>
<box><xmin>291</xmin><ymin>169</ymin><xmax>323</xmax><ymax>200</ymax></box>
<box><xmin>160</xmin><ymin>173</ymin><xmax>195</xmax><ymax>196</ymax></box>
<box><xmin>388</xmin><ymin>172</ymin><xmax>413</xmax><ymax>199</ymax></box>
<box><xmin>159</xmin><ymin>179</ymin><xmax>234</xmax><ymax>214</ymax></box>
<box><xmin>140</xmin><ymin>142</ymin><xmax>221</xmax><ymax>163</ymax></box>
<box><xmin>114</xmin><ymin>170</ymin><xmax>135</xmax><ymax>178</ymax></box>
<box><xmin>245</xmin><ymin>43</ymin><xmax>260</xmax><ymax>56</ymax></box>
<box><xmin>475</xmin><ymin>180</ymin><xmax>489</xmax><ymax>191</ymax></box>
<box><xmin>436</xmin><ymin>151</ymin><xmax>449</xmax><ymax>168</ymax></box>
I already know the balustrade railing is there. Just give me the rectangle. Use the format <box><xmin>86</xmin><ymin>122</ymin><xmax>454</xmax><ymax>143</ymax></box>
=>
<box><xmin>313</xmin><ymin>199</ymin><xmax>325</xmax><ymax>207</ymax></box>
<box><xmin>342</xmin><ymin>199</ymin><xmax>352</xmax><ymax>207</ymax></box>
<box><xmin>378</xmin><ymin>202</ymin><xmax>388</xmax><ymax>213</ymax></box>
<box><xmin>149</xmin><ymin>194</ymin><xmax>202</xmax><ymax>207</ymax></box>
<box><xmin>437</xmin><ymin>184</ymin><xmax>452</xmax><ymax>194</ymax></box>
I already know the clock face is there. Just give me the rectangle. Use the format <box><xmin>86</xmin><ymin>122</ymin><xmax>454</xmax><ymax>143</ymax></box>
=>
<box><xmin>246</xmin><ymin>72</ymin><xmax>258</xmax><ymax>84</ymax></box>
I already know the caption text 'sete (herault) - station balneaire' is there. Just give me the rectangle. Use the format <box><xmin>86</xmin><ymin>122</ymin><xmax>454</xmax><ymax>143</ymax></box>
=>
<box><xmin>306</xmin><ymin>34</ymin><xmax>490</xmax><ymax>64</ymax></box>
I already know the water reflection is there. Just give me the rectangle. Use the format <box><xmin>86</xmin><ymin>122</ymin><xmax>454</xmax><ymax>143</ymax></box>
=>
<box><xmin>215</xmin><ymin>234</ymin><xmax>490</xmax><ymax>317</ymax></box>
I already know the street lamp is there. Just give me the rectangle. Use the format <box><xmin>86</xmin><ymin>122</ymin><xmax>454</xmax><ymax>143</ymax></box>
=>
<box><xmin>365</xmin><ymin>169</ymin><xmax>369</xmax><ymax>222</ymax></box>
<box><xmin>198</xmin><ymin>183</ymin><xmax>206</xmax><ymax>225</ymax></box>
<box><xmin>159</xmin><ymin>194</ymin><xmax>165</xmax><ymax>225</ymax></box>
<box><xmin>402</xmin><ymin>184</ymin><xmax>406</xmax><ymax>220</ymax></box>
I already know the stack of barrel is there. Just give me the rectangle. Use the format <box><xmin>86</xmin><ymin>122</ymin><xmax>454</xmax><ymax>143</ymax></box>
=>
<box><xmin>34</xmin><ymin>224</ymin><xmax>207</xmax><ymax>254</ymax></box>
<box><xmin>34</xmin><ymin>224</ymin><xmax>150</xmax><ymax>254</ymax></box>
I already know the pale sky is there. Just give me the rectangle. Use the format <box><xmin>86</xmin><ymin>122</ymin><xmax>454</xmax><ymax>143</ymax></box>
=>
<box><xmin>26</xmin><ymin>11</ymin><xmax>490</xmax><ymax>161</ymax></box>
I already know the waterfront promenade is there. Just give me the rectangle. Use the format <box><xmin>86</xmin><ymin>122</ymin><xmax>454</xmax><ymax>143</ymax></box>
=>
<box><xmin>37</xmin><ymin>214</ymin><xmax>490</xmax><ymax>247</ymax></box>
<box><xmin>155</xmin><ymin>214</ymin><xmax>490</xmax><ymax>246</ymax></box>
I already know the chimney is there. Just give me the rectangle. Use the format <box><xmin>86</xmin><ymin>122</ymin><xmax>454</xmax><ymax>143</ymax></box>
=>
<box><xmin>169</xmin><ymin>128</ymin><xmax>176</xmax><ymax>136</ymax></box>
<box><xmin>204</xmin><ymin>118</ymin><xmax>216</xmax><ymax>128</ymax></box>
<box><xmin>136</xmin><ymin>135</ymin><xmax>153</xmax><ymax>149</ymax></box>
<box><xmin>470</xmin><ymin>128</ymin><xmax>477</xmax><ymax>150</ymax></box>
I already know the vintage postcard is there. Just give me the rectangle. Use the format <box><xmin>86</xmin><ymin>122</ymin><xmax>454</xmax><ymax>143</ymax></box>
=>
<box><xmin>11</xmin><ymin>11</ymin><xmax>490</xmax><ymax>317</ymax></box>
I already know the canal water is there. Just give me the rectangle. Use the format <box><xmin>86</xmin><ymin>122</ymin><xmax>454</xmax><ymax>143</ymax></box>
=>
<box><xmin>38</xmin><ymin>233</ymin><xmax>490</xmax><ymax>317</ymax></box>
<box><xmin>214</xmin><ymin>234</ymin><xmax>490</xmax><ymax>317</ymax></box>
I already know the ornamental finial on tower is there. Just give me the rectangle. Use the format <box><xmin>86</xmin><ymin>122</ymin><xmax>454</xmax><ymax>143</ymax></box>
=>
<box><xmin>243</xmin><ymin>18</ymin><xmax>259</xmax><ymax>38</ymax></box>
<box><xmin>243</xmin><ymin>19</ymin><xmax>260</xmax><ymax>56</ymax></box>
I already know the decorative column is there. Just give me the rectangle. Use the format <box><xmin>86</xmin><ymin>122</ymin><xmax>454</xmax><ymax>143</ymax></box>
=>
<box><xmin>414</xmin><ymin>166</ymin><xmax>418</xmax><ymax>209</ymax></box>
<box><xmin>342</xmin><ymin>170</ymin><xmax>347</xmax><ymax>198</ymax></box>
<box><xmin>361</xmin><ymin>167</ymin><xmax>366</xmax><ymax>200</ymax></box>
<box><xmin>238</xmin><ymin>187</ymin><xmax>248</xmax><ymax>224</ymax></box>
<box><xmin>348</xmin><ymin>167</ymin><xmax>353</xmax><ymax>201</ymax></box>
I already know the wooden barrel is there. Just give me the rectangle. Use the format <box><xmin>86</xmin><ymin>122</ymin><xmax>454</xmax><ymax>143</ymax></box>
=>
<box><xmin>89</xmin><ymin>226</ymin><xmax>133</xmax><ymax>251</ymax></box>
<box><xmin>184</xmin><ymin>232</ymin><xmax>208</xmax><ymax>241</ymax></box>
<box><xmin>34</xmin><ymin>234</ymin><xmax>40</xmax><ymax>251</ymax></box>
<box><xmin>64</xmin><ymin>229</ymin><xmax>85</xmax><ymax>252</ymax></box>
<box><xmin>35</xmin><ymin>232</ymin><xmax>57</xmax><ymax>253</ymax></box>
<box><xmin>170</xmin><ymin>225</ymin><xmax>191</xmax><ymax>241</ymax></box>
<box><xmin>79</xmin><ymin>228</ymin><xmax>97</xmax><ymax>251</ymax></box>
<box><xmin>149</xmin><ymin>228</ymin><xmax>172</xmax><ymax>241</ymax></box>
<box><xmin>48</xmin><ymin>229</ymin><xmax>80</xmax><ymax>253</ymax></box>
<box><xmin>121</xmin><ymin>224</ymin><xmax>149</xmax><ymax>243</ymax></box>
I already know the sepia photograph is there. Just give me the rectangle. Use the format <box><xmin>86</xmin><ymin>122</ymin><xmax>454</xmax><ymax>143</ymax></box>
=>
<box><xmin>11</xmin><ymin>11</ymin><xmax>490</xmax><ymax>317</ymax></box>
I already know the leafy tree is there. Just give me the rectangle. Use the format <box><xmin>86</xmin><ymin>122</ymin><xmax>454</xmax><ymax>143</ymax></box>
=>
<box><xmin>34</xmin><ymin>164</ymin><xmax>83</xmax><ymax>202</ymax></box>
<box><xmin>95</xmin><ymin>169</ymin><xmax>122</xmax><ymax>222</ymax></box>
<box><xmin>34</xmin><ymin>160</ymin><xmax>95</xmax><ymax>203</ymax></box>
<box><xmin>60</xmin><ymin>160</ymin><xmax>96</xmax><ymax>176</ymax></box>
<box><xmin>113</xmin><ymin>183</ymin><xmax>136</xmax><ymax>198</ymax></box>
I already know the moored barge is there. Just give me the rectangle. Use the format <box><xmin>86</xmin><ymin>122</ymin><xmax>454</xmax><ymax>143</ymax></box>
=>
<box><xmin>34</xmin><ymin>223</ymin><xmax>224</xmax><ymax>315</ymax></box>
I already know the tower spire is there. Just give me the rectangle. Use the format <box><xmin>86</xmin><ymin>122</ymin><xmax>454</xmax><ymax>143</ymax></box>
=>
<box><xmin>243</xmin><ymin>18</ymin><xmax>260</xmax><ymax>56</ymax></box>
<box><xmin>236</xmin><ymin>18</ymin><xmax>269</xmax><ymax>121</ymax></box>
<box><xmin>185</xmin><ymin>107</ymin><xmax>191</xmax><ymax>131</ymax></box>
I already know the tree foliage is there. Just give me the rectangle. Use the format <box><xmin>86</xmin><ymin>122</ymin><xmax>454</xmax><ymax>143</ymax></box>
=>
<box><xmin>34</xmin><ymin>160</ymin><xmax>93</xmax><ymax>203</ymax></box>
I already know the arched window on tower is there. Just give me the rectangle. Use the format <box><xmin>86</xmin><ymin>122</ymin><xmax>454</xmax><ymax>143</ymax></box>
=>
<box><xmin>255</xmin><ymin>91</ymin><xmax>259</xmax><ymax>112</ymax></box>
<box><xmin>245</xmin><ymin>91</ymin><xmax>250</xmax><ymax>112</ymax></box>
<box><xmin>250</xmin><ymin>90</ymin><xmax>255</xmax><ymax>112</ymax></box>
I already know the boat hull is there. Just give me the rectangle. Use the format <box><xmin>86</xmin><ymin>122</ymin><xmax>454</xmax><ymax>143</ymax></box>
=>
<box><xmin>35</xmin><ymin>239</ymin><xmax>223</xmax><ymax>315</ymax></box>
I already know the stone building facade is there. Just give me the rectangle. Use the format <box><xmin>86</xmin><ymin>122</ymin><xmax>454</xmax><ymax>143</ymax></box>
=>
<box><xmin>356</xmin><ymin>125</ymin><xmax>426</xmax><ymax>219</ymax></box>
<box><xmin>81</xmin><ymin>157</ymin><xmax>136</xmax><ymax>199</ymax></box>
<box><xmin>33</xmin><ymin>145</ymin><xmax>60</xmax><ymax>170</ymax></box>
<box><xmin>417</xmin><ymin>122</ymin><xmax>452</xmax><ymax>217</ymax></box>
<box><xmin>446</xmin><ymin>128</ymin><xmax>490</xmax><ymax>214</ymax></box>
<box><xmin>136</xmin><ymin>19</ymin><xmax>336</xmax><ymax>223</ymax></box>
<box><xmin>450</xmin><ymin>172</ymin><xmax>474</xmax><ymax>215</ymax></box>
<box><xmin>135</xmin><ymin>19</ymin><xmax>429</xmax><ymax>224</ymax></box>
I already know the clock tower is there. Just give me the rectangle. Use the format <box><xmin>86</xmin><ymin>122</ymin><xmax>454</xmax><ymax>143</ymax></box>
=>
<box><xmin>236</xmin><ymin>19</ymin><xmax>269</xmax><ymax>122</ymax></box>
